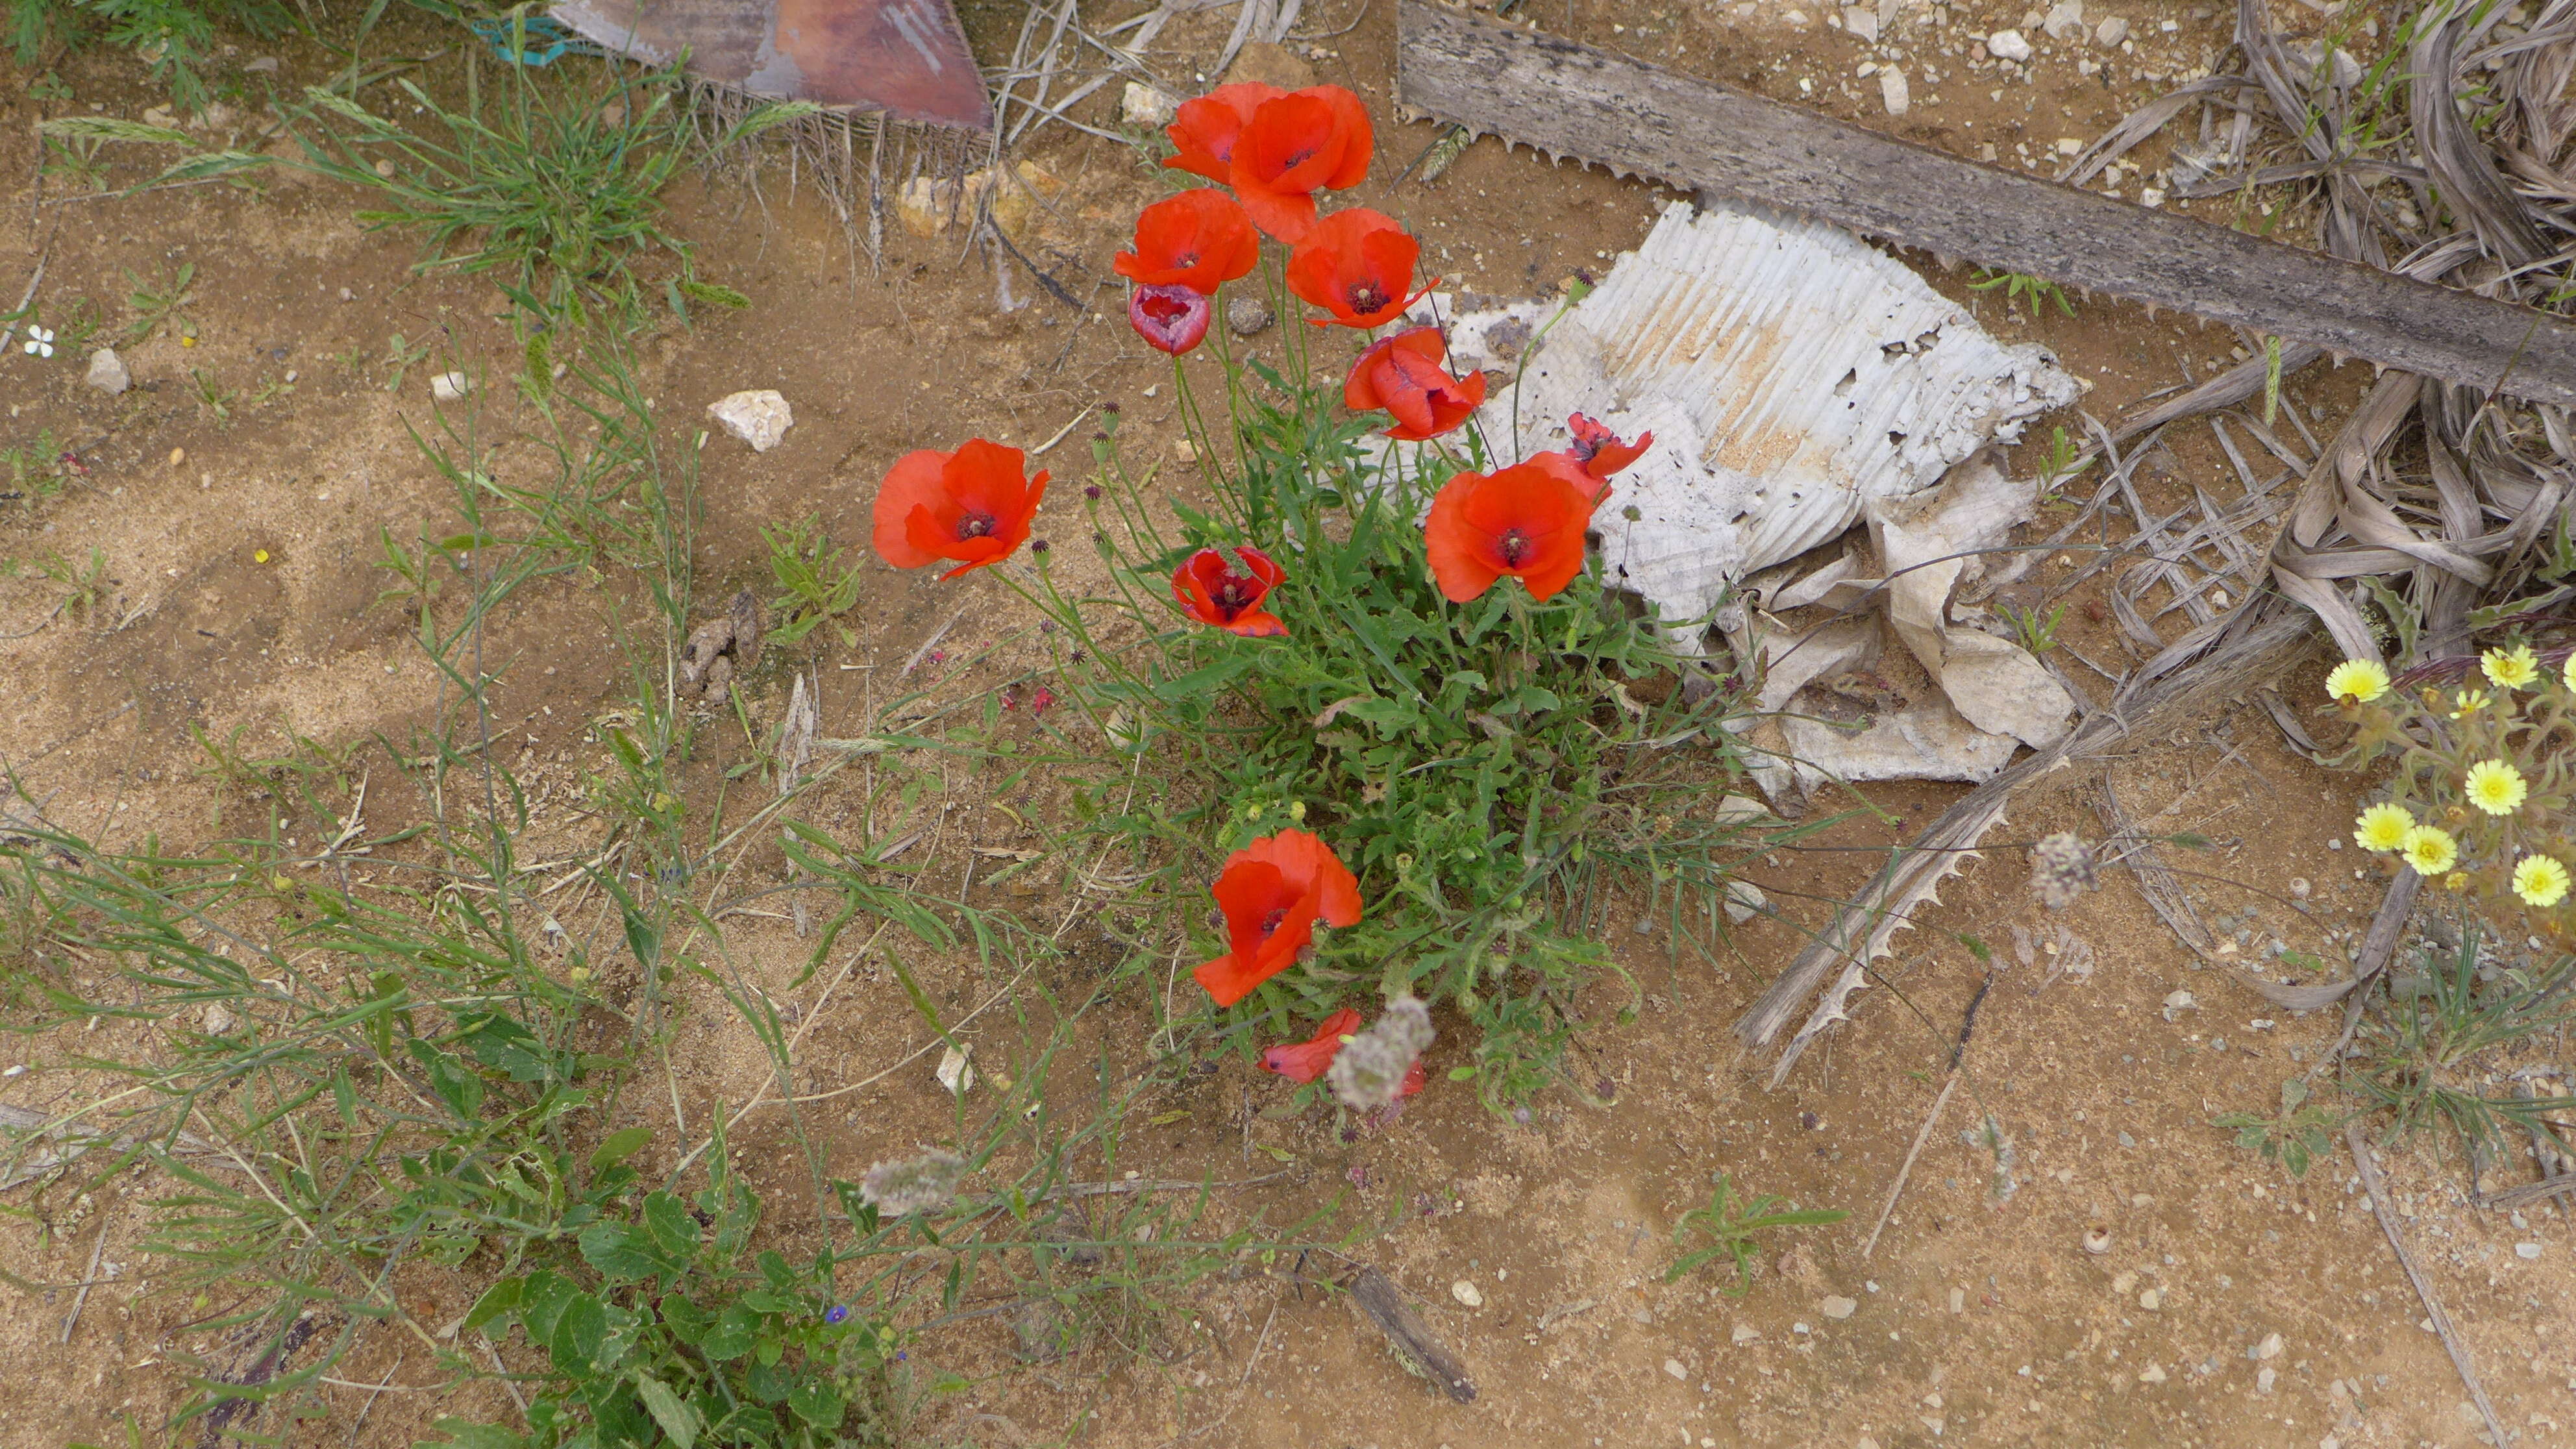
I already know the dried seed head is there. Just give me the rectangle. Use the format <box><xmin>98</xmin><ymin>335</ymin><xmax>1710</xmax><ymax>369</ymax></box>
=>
<box><xmin>1327</xmin><ymin>996</ymin><xmax>1434</xmax><ymax>1112</ymax></box>
<box><xmin>2028</xmin><ymin>832</ymin><xmax>2096</xmax><ymax>910</ymax></box>
<box><xmin>860</xmin><ymin>1148</ymin><xmax>967</xmax><ymax>1216</ymax></box>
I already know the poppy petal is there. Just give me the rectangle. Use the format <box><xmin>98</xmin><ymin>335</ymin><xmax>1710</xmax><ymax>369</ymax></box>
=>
<box><xmin>1308</xmin><ymin>86</ymin><xmax>1373</xmax><ymax>190</ymax></box>
<box><xmin>872</xmin><ymin>450</ymin><xmax>954</xmax><ymax>569</ymax></box>
<box><xmin>1163</xmin><ymin>84</ymin><xmax>1280</xmax><ymax>181</ymax></box>
<box><xmin>1235</xmin><ymin>182</ymin><xmax>1320</xmax><ymax>245</ymax></box>
<box><xmin>1424</xmin><ymin>481</ymin><xmax>1507</xmax><ymax>602</ymax></box>
<box><xmin>1259</xmin><ymin>1008</ymin><xmax>1363</xmax><ymax>1083</ymax></box>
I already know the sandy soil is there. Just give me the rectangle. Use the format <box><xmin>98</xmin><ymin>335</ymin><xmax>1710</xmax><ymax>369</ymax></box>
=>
<box><xmin>3</xmin><ymin>0</ymin><xmax>2572</xmax><ymax>1446</ymax></box>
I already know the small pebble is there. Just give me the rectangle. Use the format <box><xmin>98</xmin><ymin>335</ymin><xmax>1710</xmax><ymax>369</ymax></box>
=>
<box><xmin>2257</xmin><ymin>1365</ymin><xmax>2277</xmax><ymax>1393</ymax></box>
<box><xmin>2137</xmin><ymin>1364</ymin><xmax>2166</xmax><ymax>1383</ymax></box>
<box><xmin>1226</xmin><ymin>294</ymin><xmax>1274</xmax><ymax>336</ymax></box>
<box><xmin>1987</xmin><ymin>27</ymin><xmax>2034</xmax><ymax>60</ymax></box>
<box><xmin>2083</xmin><ymin>1227</ymin><xmax>2112</xmax><ymax>1254</ymax></box>
<box><xmin>430</xmin><ymin>371</ymin><xmax>471</xmax><ymax>402</ymax></box>
<box><xmin>1450</xmin><ymin>1279</ymin><xmax>1483</xmax><ymax>1307</ymax></box>
<box><xmin>2138</xmin><ymin>1288</ymin><xmax>2161</xmax><ymax>1311</ymax></box>
<box><xmin>2290</xmin><ymin>877</ymin><xmax>2311</xmax><ymax>900</ymax></box>
<box><xmin>1664</xmin><ymin>1358</ymin><xmax>1687</xmax><ymax>1380</ymax></box>
<box><xmin>1822</xmin><ymin>1295</ymin><xmax>1858</xmax><ymax>1320</ymax></box>
<box><xmin>2251</xmin><ymin>1331</ymin><xmax>2284</xmax><ymax>1360</ymax></box>
<box><xmin>1731</xmin><ymin>1324</ymin><xmax>1761</xmax><ymax>1344</ymax></box>
<box><xmin>2516</xmin><ymin>1242</ymin><xmax>2543</xmax><ymax>1260</ymax></box>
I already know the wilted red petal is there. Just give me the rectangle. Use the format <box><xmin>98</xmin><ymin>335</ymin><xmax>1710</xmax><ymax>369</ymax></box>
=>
<box><xmin>1567</xmin><ymin>412</ymin><xmax>1652</xmax><ymax>478</ymax></box>
<box><xmin>1424</xmin><ymin>462</ymin><xmax>1598</xmax><ymax>602</ymax></box>
<box><xmin>1114</xmin><ymin>190</ymin><xmax>1259</xmax><ymax>293</ymax></box>
<box><xmin>1259</xmin><ymin>1008</ymin><xmax>1363</xmax><ymax>1083</ymax></box>
<box><xmin>1130</xmin><ymin>282</ymin><xmax>1212</xmax><ymax>355</ymax></box>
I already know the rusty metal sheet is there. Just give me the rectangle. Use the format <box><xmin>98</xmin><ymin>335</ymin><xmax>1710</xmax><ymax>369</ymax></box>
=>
<box><xmin>553</xmin><ymin>0</ymin><xmax>993</xmax><ymax>129</ymax></box>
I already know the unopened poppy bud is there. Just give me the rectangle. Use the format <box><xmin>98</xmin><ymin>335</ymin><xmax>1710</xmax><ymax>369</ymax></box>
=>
<box><xmin>1032</xmin><ymin>539</ymin><xmax>1051</xmax><ymax>554</ymax></box>
<box><xmin>1084</xmin><ymin>484</ymin><xmax>1104</xmax><ymax>499</ymax></box>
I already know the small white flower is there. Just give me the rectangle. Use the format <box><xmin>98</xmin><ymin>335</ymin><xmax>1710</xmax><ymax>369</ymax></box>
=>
<box><xmin>21</xmin><ymin>326</ymin><xmax>54</xmax><ymax>358</ymax></box>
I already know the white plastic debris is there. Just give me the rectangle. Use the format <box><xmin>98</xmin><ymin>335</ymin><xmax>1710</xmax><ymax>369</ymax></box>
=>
<box><xmin>709</xmin><ymin>390</ymin><xmax>793</xmax><ymax>452</ymax></box>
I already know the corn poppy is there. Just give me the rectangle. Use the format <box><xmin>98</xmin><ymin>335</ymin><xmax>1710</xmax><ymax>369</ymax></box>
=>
<box><xmin>1258</xmin><ymin>1008</ymin><xmax>1426</xmax><ymax>1094</ymax></box>
<box><xmin>1286</xmin><ymin>208</ymin><xmax>1424</xmax><ymax>328</ymax></box>
<box><xmin>1129</xmin><ymin>282</ymin><xmax>1212</xmax><ymax>355</ymax></box>
<box><xmin>1228</xmin><ymin>86</ymin><xmax>1373</xmax><ymax>242</ymax></box>
<box><xmin>1172</xmin><ymin>545</ymin><xmax>1289</xmax><ymax>637</ymax></box>
<box><xmin>1424</xmin><ymin>460</ymin><xmax>1601</xmax><ymax>603</ymax></box>
<box><xmin>1113</xmin><ymin>190</ymin><xmax>1259</xmax><ymax>294</ymax></box>
<box><xmin>1193</xmin><ymin>828</ymin><xmax>1362</xmax><ymax>1008</ymax></box>
<box><xmin>871</xmin><ymin>438</ymin><xmax>1049</xmax><ymax>580</ymax></box>
<box><xmin>1566</xmin><ymin>412</ymin><xmax>1651</xmax><ymax>479</ymax></box>
<box><xmin>1163</xmin><ymin>83</ymin><xmax>1284</xmax><ymax>183</ymax></box>
<box><xmin>1345</xmin><ymin>327</ymin><xmax>1488</xmax><ymax>441</ymax></box>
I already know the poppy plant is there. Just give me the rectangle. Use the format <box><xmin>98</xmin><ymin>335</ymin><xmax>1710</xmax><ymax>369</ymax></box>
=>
<box><xmin>1129</xmin><ymin>282</ymin><xmax>1212</xmax><ymax>355</ymax></box>
<box><xmin>871</xmin><ymin>438</ymin><xmax>1049</xmax><ymax>580</ymax></box>
<box><xmin>1193</xmin><ymin>829</ymin><xmax>1362</xmax><ymax>1008</ymax></box>
<box><xmin>1258</xmin><ymin>1008</ymin><xmax>1426</xmax><ymax>1095</ymax></box>
<box><xmin>1286</xmin><ymin>208</ymin><xmax>1424</xmax><ymax>328</ymax></box>
<box><xmin>1228</xmin><ymin>86</ymin><xmax>1372</xmax><ymax>242</ymax></box>
<box><xmin>1424</xmin><ymin>460</ymin><xmax>1602</xmax><ymax>603</ymax></box>
<box><xmin>1345</xmin><ymin>327</ymin><xmax>1487</xmax><ymax>441</ymax></box>
<box><xmin>1163</xmin><ymin>83</ymin><xmax>1283</xmax><ymax>182</ymax></box>
<box><xmin>1172</xmin><ymin>545</ymin><xmax>1290</xmax><ymax>637</ymax></box>
<box><xmin>1113</xmin><ymin>189</ymin><xmax>1259</xmax><ymax>293</ymax></box>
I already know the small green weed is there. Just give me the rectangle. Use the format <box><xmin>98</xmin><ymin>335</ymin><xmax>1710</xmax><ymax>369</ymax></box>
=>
<box><xmin>1663</xmin><ymin>1173</ymin><xmax>1847</xmax><ymax>1294</ymax></box>
<box><xmin>188</xmin><ymin>365</ymin><xmax>234</xmax><ymax>422</ymax></box>
<box><xmin>382</xmin><ymin>330</ymin><xmax>435</xmax><ymax>391</ymax></box>
<box><xmin>1996</xmin><ymin>597</ymin><xmax>2068</xmax><ymax>655</ymax></box>
<box><xmin>2030</xmin><ymin>423</ymin><xmax>2087</xmax><ymax>502</ymax></box>
<box><xmin>2213</xmin><ymin>1077</ymin><xmax>2340</xmax><ymax>1178</ymax></box>
<box><xmin>1970</xmin><ymin>268</ymin><xmax>2075</xmax><ymax>317</ymax></box>
<box><xmin>762</xmin><ymin>514</ymin><xmax>865</xmax><ymax>646</ymax></box>
<box><xmin>2</xmin><ymin>429</ymin><xmax>74</xmax><ymax>506</ymax></box>
<box><xmin>121</xmin><ymin>261</ymin><xmax>197</xmax><ymax>344</ymax></box>
<box><xmin>2347</xmin><ymin>926</ymin><xmax>2576</xmax><ymax>1153</ymax></box>
<box><xmin>5</xmin><ymin>0</ymin><xmax>289</xmax><ymax>110</ymax></box>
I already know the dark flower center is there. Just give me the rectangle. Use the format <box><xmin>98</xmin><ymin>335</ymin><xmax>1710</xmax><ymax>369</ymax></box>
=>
<box><xmin>1174</xmin><ymin>247</ymin><xmax>1200</xmax><ymax>268</ymax></box>
<box><xmin>1212</xmin><ymin>575</ymin><xmax>1254</xmax><ymax>617</ymax></box>
<box><xmin>1497</xmin><ymin>528</ymin><xmax>1532</xmax><ymax>567</ymax></box>
<box><xmin>957</xmin><ymin>512</ymin><xmax>997</xmax><ymax>541</ymax></box>
<box><xmin>1281</xmin><ymin>145</ymin><xmax>1317</xmax><ymax>169</ymax></box>
<box><xmin>1141</xmin><ymin>294</ymin><xmax>1191</xmax><ymax>326</ymax></box>
<box><xmin>1259</xmin><ymin>906</ymin><xmax>1289</xmax><ymax>938</ymax></box>
<box><xmin>1567</xmin><ymin>435</ymin><xmax>1601</xmax><ymax>462</ymax></box>
<box><xmin>1345</xmin><ymin>280</ymin><xmax>1389</xmax><ymax>316</ymax></box>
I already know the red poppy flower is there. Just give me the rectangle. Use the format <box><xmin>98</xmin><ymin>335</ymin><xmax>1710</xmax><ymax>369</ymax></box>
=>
<box><xmin>1114</xmin><ymin>190</ymin><xmax>1259</xmax><ymax>294</ymax></box>
<box><xmin>1567</xmin><ymin>412</ymin><xmax>1651</xmax><ymax>478</ymax></box>
<box><xmin>1286</xmin><ymin>208</ymin><xmax>1424</xmax><ymax>328</ymax></box>
<box><xmin>1258</xmin><ymin>1008</ymin><xmax>1427</xmax><ymax>1095</ymax></box>
<box><xmin>1130</xmin><ymin>282</ymin><xmax>1212</xmax><ymax>355</ymax></box>
<box><xmin>1163</xmin><ymin>83</ymin><xmax>1284</xmax><ymax>182</ymax></box>
<box><xmin>871</xmin><ymin>439</ymin><xmax>1049</xmax><ymax>580</ymax></box>
<box><xmin>1228</xmin><ymin>86</ymin><xmax>1373</xmax><ymax>243</ymax></box>
<box><xmin>1424</xmin><ymin>460</ymin><xmax>1602</xmax><ymax>603</ymax></box>
<box><xmin>1173</xmin><ymin>545</ymin><xmax>1289</xmax><ymax>637</ymax></box>
<box><xmin>1345</xmin><ymin>327</ymin><xmax>1488</xmax><ymax>441</ymax></box>
<box><xmin>1192</xmin><ymin>829</ymin><xmax>1363</xmax><ymax>1008</ymax></box>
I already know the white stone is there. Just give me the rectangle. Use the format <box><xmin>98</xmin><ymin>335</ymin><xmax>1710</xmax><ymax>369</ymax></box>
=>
<box><xmin>1121</xmin><ymin>80</ymin><xmax>1180</xmax><ymax>127</ymax></box>
<box><xmin>2042</xmin><ymin>0</ymin><xmax>2085</xmax><ymax>39</ymax></box>
<box><xmin>430</xmin><ymin>371</ymin><xmax>471</xmax><ymax>402</ymax></box>
<box><xmin>708</xmin><ymin>389</ymin><xmax>793</xmax><ymax>452</ymax></box>
<box><xmin>2094</xmin><ymin>16</ymin><xmax>2129</xmax><ymax>44</ymax></box>
<box><xmin>1724</xmin><ymin>878</ymin><xmax>1769</xmax><ymax>924</ymax></box>
<box><xmin>1879</xmin><ymin>68</ymin><xmax>1911</xmax><ymax>116</ymax></box>
<box><xmin>1822</xmin><ymin>1294</ymin><xmax>1859</xmax><ymax>1320</ymax></box>
<box><xmin>1664</xmin><ymin>1357</ymin><xmax>1688</xmax><ymax>1380</ymax></box>
<box><xmin>2252</xmin><ymin>1331</ymin><xmax>2285</xmax><ymax>1360</ymax></box>
<box><xmin>1450</xmin><ymin>1279</ymin><xmax>1484</xmax><ymax>1307</ymax></box>
<box><xmin>2138</xmin><ymin>1287</ymin><xmax>2161</xmax><ymax>1310</ymax></box>
<box><xmin>1732</xmin><ymin>1323</ymin><xmax>1761</xmax><ymax>1343</ymax></box>
<box><xmin>2257</xmin><ymin>1365</ymin><xmax>2278</xmax><ymax>1393</ymax></box>
<box><xmin>2517</xmin><ymin>1242</ymin><xmax>2544</xmax><ymax>1259</ymax></box>
<box><xmin>1842</xmin><ymin>6</ymin><xmax>1879</xmax><ymax>41</ymax></box>
<box><xmin>1987</xmin><ymin>28</ymin><xmax>2033</xmax><ymax>60</ymax></box>
<box><xmin>84</xmin><ymin>347</ymin><xmax>130</xmax><ymax>395</ymax></box>
<box><xmin>935</xmin><ymin>1045</ymin><xmax>974</xmax><ymax>1095</ymax></box>
<box><xmin>2138</xmin><ymin>1364</ymin><xmax>2166</xmax><ymax>1383</ymax></box>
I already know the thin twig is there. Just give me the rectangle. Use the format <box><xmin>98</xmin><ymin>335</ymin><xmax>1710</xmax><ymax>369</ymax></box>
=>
<box><xmin>1863</xmin><ymin>1072</ymin><xmax>1957</xmax><ymax>1259</ymax></box>
<box><xmin>341</xmin><ymin>1353</ymin><xmax>406</xmax><ymax>1444</ymax></box>
<box><xmin>2347</xmin><ymin>1121</ymin><xmax>2508</xmax><ymax>1449</ymax></box>
<box><xmin>58</xmin><ymin>1205</ymin><xmax>110</xmax><ymax>1343</ymax></box>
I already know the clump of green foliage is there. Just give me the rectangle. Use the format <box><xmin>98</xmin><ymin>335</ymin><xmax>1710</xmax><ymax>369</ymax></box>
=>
<box><xmin>1662</xmin><ymin>1172</ymin><xmax>1846</xmax><ymax>1294</ymax></box>
<box><xmin>7</xmin><ymin>0</ymin><xmax>291</xmax><ymax>110</ymax></box>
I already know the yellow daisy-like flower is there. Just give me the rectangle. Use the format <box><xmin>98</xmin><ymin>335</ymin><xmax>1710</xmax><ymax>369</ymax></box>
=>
<box><xmin>2323</xmin><ymin>659</ymin><xmax>2390</xmax><ymax>704</ymax></box>
<box><xmin>2483</xmin><ymin>644</ymin><xmax>2540</xmax><ymax>690</ymax></box>
<box><xmin>2353</xmin><ymin>803</ymin><xmax>2414</xmax><ymax>853</ymax></box>
<box><xmin>2399</xmin><ymin>824</ymin><xmax>2458</xmax><ymax>877</ymax></box>
<box><xmin>2449</xmin><ymin>689</ymin><xmax>2491</xmax><ymax>719</ymax></box>
<box><xmin>2514</xmin><ymin>854</ymin><xmax>2571</xmax><ymax>908</ymax></box>
<box><xmin>2464</xmin><ymin>758</ymin><xmax>2529</xmax><ymax>816</ymax></box>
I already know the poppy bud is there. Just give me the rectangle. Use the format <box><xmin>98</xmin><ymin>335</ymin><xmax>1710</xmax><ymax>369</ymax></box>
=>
<box><xmin>1128</xmin><ymin>283</ymin><xmax>1211</xmax><ymax>355</ymax></box>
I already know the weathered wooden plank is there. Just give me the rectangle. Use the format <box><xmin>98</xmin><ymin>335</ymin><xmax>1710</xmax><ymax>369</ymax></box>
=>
<box><xmin>1394</xmin><ymin>2</ymin><xmax>2576</xmax><ymax>410</ymax></box>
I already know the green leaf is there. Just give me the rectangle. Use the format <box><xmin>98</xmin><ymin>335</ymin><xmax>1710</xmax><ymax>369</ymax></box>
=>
<box><xmin>414</xmin><ymin>1418</ymin><xmax>526</xmax><ymax>1449</ymax></box>
<box><xmin>700</xmin><ymin>1302</ymin><xmax>760</xmax><ymax>1361</ymax></box>
<box><xmin>547</xmin><ymin>1294</ymin><xmax>608</xmax><ymax>1374</ymax></box>
<box><xmin>642</xmin><ymin>1190</ymin><xmax>700</xmax><ymax>1259</ymax></box>
<box><xmin>578</xmin><ymin>1222</ymin><xmax>666</xmax><ymax>1282</ymax></box>
<box><xmin>461</xmin><ymin>1276</ymin><xmax>524</xmax><ymax>1333</ymax></box>
<box><xmin>633</xmin><ymin>1375</ymin><xmax>700</xmax><ymax>1449</ymax></box>
<box><xmin>518</xmin><ymin>1270</ymin><xmax>578</xmax><ymax>1345</ymax></box>
<box><xmin>660</xmin><ymin>1293</ymin><xmax>712</xmax><ymax>1346</ymax></box>
<box><xmin>788</xmin><ymin>1379</ymin><xmax>846</xmax><ymax>1430</ymax></box>
<box><xmin>589</xmin><ymin>1126</ymin><xmax>653</xmax><ymax>1171</ymax></box>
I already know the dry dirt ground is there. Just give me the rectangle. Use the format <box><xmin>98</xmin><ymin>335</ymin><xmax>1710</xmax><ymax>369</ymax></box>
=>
<box><xmin>3</xmin><ymin>0</ymin><xmax>2575</xmax><ymax>1446</ymax></box>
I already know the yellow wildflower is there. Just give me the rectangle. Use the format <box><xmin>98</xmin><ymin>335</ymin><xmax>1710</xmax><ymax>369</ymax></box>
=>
<box><xmin>2399</xmin><ymin>824</ymin><xmax>2458</xmax><ymax>877</ymax></box>
<box><xmin>2449</xmin><ymin>689</ymin><xmax>2491</xmax><ymax>719</ymax></box>
<box><xmin>2464</xmin><ymin>759</ymin><xmax>2528</xmax><ymax>817</ymax></box>
<box><xmin>2514</xmin><ymin>854</ymin><xmax>2571</xmax><ymax>908</ymax></box>
<box><xmin>2483</xmin><ymin>644</ymin><xmax>2540</xmax><ymax>689</ymax></box>
<box><xmin>2323</xmin><ymin>659</ymin><xmax>2390</xmax><ymax>704</ymax></box>
<box><xmin>2353</xmin><ymin>803</ymin><xmax>2412</xmax><ymax>853</ymax></box>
